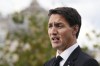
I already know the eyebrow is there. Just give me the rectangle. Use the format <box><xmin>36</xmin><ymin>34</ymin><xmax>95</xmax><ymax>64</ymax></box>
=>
<box><xmin>49</xmin><ymin>21</ymin><xmax>63</xmax><ymax>24</ymax></box>
<box><xmin>54</xmin><ymin>22</ymin><xmax>64</xmax><ymax>25</ymax></box>
<box><xmin>55</xmin><ymin>22</ymin><xmax>63</xmax><ymax>24</ymax></box>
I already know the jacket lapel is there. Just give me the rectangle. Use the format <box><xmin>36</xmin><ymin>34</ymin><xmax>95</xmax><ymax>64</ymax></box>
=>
<box><xmin>63</xmin><ymin>46</ymin><xmax>81</xmax><ymax>66</ymax></box>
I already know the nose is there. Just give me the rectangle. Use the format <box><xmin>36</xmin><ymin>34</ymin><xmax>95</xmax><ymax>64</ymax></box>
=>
<box><xmin>50</xmin><ymin>27</ymin><xmax>58</xmax><ymax>35</ymax></box>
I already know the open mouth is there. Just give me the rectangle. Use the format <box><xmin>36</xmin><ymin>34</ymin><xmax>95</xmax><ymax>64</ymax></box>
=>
<box><xmin>51</xmin><ymin>37</ymin><xmax>60</xmax><ymax>43</ymax></box>
<box><xmin>52</xmin><ymin>37</ymin><xmax>59</xmax><ymax>40</ymax></box>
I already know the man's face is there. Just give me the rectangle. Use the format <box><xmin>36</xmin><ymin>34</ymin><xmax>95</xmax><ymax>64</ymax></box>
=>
<box><xmin>48</xmin><ymin>14</ymin><xmax>75</xmax><ymax>51</ymax></box>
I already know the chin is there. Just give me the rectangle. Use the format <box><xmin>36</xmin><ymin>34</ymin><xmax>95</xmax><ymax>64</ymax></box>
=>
<box><xmin>52</xmin><ymin>45</ymin><xmax>60</xmax><ymax>49</ymax></box>
<box><xmin>52</xmin><ymin>47</ymin><xmax>58</xmax><ymax>50</ymax></box>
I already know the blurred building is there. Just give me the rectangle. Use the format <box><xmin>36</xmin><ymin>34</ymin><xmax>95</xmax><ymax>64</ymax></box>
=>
<box><xmin>0</xmin><ymin>0</ymin><xmax>47</xmax><ymax>46</ymax></box>
<box><xmin>0</xmin><ymin>15</ymin><xmax>8</xmax><ymax>46</ymax></box>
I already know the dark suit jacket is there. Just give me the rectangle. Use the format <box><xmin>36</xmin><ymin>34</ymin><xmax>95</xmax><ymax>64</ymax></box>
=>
<box><xmin>44</xmin><ymin>46</ymin><xmax>99</xmax><ymax>66</ymax></box>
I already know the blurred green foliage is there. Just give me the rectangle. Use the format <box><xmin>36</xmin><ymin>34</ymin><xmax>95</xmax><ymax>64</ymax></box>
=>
<box><xmin>12</xmin><ymin>12</ymin><xmax>24</xmax><ymax>24</ymax></box>
<box><xmin>82</xmin><ymin>30</ymin><xmax>100</xmax><ymax>64</ymax></box>
<box><xmin>0</xmin><ymin>13</ymin><xmax>55</xmax><ymax>66</ymax></box>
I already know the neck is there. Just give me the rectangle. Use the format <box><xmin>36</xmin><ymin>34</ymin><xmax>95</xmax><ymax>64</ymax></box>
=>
<box><xmin>57</xmin><ymin>39</ymin><xmax>77</xmax><ymax>54</ymax></box>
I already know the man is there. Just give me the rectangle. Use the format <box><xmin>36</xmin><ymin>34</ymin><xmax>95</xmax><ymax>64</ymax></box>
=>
<box><xmin>44</xmin><ymin>7</ymin><xmax>99</xmax><ymax>66</ymax></box>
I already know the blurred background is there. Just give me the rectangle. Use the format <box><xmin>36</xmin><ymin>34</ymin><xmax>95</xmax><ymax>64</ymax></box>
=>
<box><xmin>0</xmin><ymin>0</ymin><xmax>100</xmax><ymax>66</ymax></box>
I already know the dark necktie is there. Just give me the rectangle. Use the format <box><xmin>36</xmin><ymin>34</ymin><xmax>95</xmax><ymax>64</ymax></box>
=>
<box><xmin>54</xmin><ymin>56</ymin><xmax>63</xmax><ymax>66</ymax></box>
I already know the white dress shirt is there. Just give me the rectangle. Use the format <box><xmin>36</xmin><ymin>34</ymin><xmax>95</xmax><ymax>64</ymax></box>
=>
<box><xmin>56</xmin><ymin>43</ymin><xmax>79</xmax><ymax>66</ymax></box>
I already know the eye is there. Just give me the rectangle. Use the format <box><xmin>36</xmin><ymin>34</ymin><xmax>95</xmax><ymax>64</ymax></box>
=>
<box><xmin>56</xmin><ymin>23</ymin><xmax>64</xmax><ymax>28</ymax></box>
<box><xmin>48</xmin><ymin>23</ymin><xmax>52</xmax><ymax>28</ymax></box>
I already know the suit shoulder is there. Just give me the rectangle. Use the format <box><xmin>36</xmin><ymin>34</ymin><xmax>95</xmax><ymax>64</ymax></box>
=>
<box><xmin>44</xmin><ymin>57</ymin><xmax>56</xmax><ymax>66</ymax></box>
<box><xmin>79</xmin><ymin>51</ymin><xmax>95</xmax><ymax>60</ymax></box>
<box><xmin>76</xmin><ymin>51</ymin><xmax>99</xmax><ymax>66</ymax></box>
<box><xmin>83</xmin><ymin>58</ymin><xmax>99</xmax><ymax>66</ymax></box>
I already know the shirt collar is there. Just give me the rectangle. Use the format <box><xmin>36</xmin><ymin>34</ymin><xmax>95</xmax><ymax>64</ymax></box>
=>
<box><xmin>56</xmin><ymin>43</ymin><xmax>79</xmax><ymax>61</ymax></box>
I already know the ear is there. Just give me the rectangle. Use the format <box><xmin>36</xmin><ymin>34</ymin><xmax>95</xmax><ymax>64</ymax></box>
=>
<box><xmin>72</xmin><ymin>25</ymin><xmax>79</xmax><ymax>35</ymax></box>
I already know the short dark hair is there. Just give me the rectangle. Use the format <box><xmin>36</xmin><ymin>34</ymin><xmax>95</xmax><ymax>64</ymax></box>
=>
<box><xmin>48</xmin><ymin>7</ymin><xmax>81</xmax><ymax>38</ymax></box>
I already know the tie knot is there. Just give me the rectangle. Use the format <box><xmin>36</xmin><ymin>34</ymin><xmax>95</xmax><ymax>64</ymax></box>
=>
<box><xmin>56</xmin><ymin>56</ymin><xmax>63</xmax><ymax>61</ymax></box>
<box><xmin>55</xmin><ymin>56</ymin><xmax>63</xmax><ymax>63</ymax></box>
<box><xmin>54</xmin><ymin>56</ymin><xmax>63</xmax><ymax>66</ymax></box>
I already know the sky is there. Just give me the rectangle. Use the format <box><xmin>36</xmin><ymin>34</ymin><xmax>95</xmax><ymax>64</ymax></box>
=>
<box><xmin>0</xmin><ymin>0</ymin><xmax>32</xmax><ymax>16</ymax></box>
<box><xmin>0</xmin><ymin>0</ymin><xmax>100</xmax><ymax>49</ymax></box>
